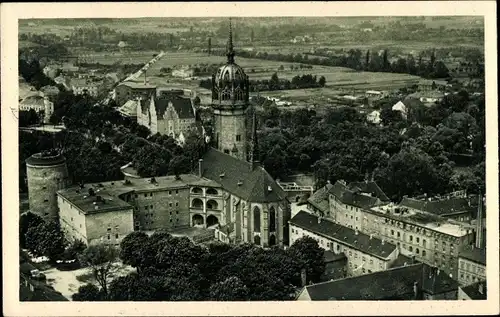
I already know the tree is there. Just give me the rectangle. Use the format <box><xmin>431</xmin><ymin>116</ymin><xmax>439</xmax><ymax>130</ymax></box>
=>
<box><xmin>25</xmin><ymin>220</ymin><xmax>66</xmax><ymax>261</ymax></box>
<box><xmin>119</xmin><ymin>231</ymin><xmax>149</xmax><ymax>270</ymax></box>
<box><xmin>78</xmin><ymin>244</ymin><xmax>119</xmax><ymax>296</ymax></box>
<box><xmin>287</xmin><ymin>236</ymin><xmax>325</xmax><ymax>284</ymax></box>
<box><xmin>19</xmin><ymin>212</ymin><xmax>44</xmax><ymax>249</ymax></box>
<box><xmin>318</xmin><ymin>76</ymin><xmax>326</xmax><ymax>87</ymax></box>
<box><xmin>72</xmin><ymin>283</ymin><xmax>105</xmax><ymax>301</ymax></box>
<box><xmin>365</xmin><ymin>50</ymin><xmax>371</xmax><ymax>70</ymax></box>
<box><xmin>209</xmin><ymin>276</ymin><xmax>249</xmax><ymax>301</ymax></box>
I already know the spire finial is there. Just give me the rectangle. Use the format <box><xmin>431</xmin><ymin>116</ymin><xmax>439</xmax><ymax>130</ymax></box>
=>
<box><xmin>227</xmin><ymin>18</ymin><xmax>235</xmax><ymax>64</ymax></box>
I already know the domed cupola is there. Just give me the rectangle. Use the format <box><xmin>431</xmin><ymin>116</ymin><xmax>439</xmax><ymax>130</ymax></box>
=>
<box><xmin>211</xmin><ymin>19</ymin><xmax>250</xmax><ymax>109</ymax></box>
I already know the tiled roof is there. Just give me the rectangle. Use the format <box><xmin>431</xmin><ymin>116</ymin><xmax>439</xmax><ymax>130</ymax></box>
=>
<box><xmin>307</xmin><ymin>183</ymin><xmax>332</xmax><ymax>213</ymax></box>
<box><xmin>20</xmin><ymin>95</ymin><xmax>45</xmax><ymax>106</ymax></box>
<box><xmin>390</xmin><ymin>253</ymin><xmax>418</xmax><ymax>269</ymax></box>
<box><xmin>290</xmin><ymin>211</ymin><xmax>396</xmax><ymax>260</ymax></box>
<box><xmin>200</xmin><ymin>148</ymin><xmax>286</xmax><ymax>203</ymax></box>
<box><xmin>460</xmin><ymin>281</ymin><xmax>487</xmax><ymax>300</ymax></box>
<box><xmin>170</xmin><ymin>97</ymin><xmax>195</xmax><ymax>119</ymax></box>
<box><xmin>459</xmin><ymin>245</ymin><xmax>486</xmax><ymax>265</ymax></box>
<box><xmin>328</xmin><ymin>181</ymin><xmax>386</xmax><ymax>209</ymax></box>
<box><xmin>302</xmin><ymin>263</ymin><xmax>458</xmax><ymax>300</ymax></box>
<box><xmin>400</xmin><ymin>196</ymin><xmax>475</xmax><ymax>216</ymax></box>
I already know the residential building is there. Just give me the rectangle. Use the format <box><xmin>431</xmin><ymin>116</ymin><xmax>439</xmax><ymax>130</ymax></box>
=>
<box><xmin>137</xmin><ymin>94</ymin><xmax>197</xmax><ymax>142</ymax></box>
<box><xmin>114</xmin><ymin>81</ymin><xmax>157</xmax><ymax>106</ymax></box>
<box><xmin>392</xmin><ymin>100</ymin><xmax>408</xmax><ymax>119</ymax></box>
<box><xmin>310</xmin><ymin>180</ymin><xmax>475</xmax><ymax>278</ymax></box>
<box><xmin>19</xmin><ymin>95</ymin><xmax>54</xmax><ymax>124</ymax></box>
<box><xmin>366</xmin><ymin>110</ymin><xmax>381</xmax><ymax>125</ymax></box>
<box><xmin>289</xmin><ymin>211</ymin><xmax>400</xmax><ymax>277</ymax></box>
<box><xmin>458</xmin><ymin>281</ymin><xmax>487</xmax><ymax>300</ymax></box>
<box><xmin>40</xmin><ymin>85</ymin><xmax>60</xmax><ymax>101</ymax></box>
<box><xmin>418</xmin><ymin>79</ymin><xmax>448</xmax><ymax>92</ymax></box>
<box><xmin>71</xmin><ymin>78</ymin><xmax>101</xmax><ymax>97</ymax></box>
<box><xmin>296</xmin><ymin>263</ymin><xmax>459</xmax><ymax>300</ymax></box>
<box><xmin>458</xmin><ymin>245</ymin><xmax>486</xmax><ymax>286</ymax></box>
<box><xmin>399</xmin><ymin>190</ymin><xmax>476</xmax><ymax>221</ymax></box>
<box><xmin>58</xmin><ymin>187</ymin><xmax>134</xmax><ymax>246</ymax></box>
<box><xmin>54</xmin><ymin>75</ymin><xmax>71</xmax><ymax>91</ymax></box>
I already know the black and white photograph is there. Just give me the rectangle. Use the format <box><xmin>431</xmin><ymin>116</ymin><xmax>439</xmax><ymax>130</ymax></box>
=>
<box><xmin>2</xmin><ymin>1</ymin><xmax>498</xmax><ymax>316</ymax></box>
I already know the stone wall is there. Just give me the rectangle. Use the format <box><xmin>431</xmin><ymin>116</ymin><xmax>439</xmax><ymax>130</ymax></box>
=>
<box><xmin>213</xmin><ymin>107</ymin><xmax>247</xmax><ymax>161</ymax></box>
<box><xmin>27</xmin><ymin>162</ymin><xmax>69</xmax><ymax>219</ymax></box>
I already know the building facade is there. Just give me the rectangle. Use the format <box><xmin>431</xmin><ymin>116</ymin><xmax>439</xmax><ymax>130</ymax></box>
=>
<box><xmin>19</xmin><ymin>95</ymin><xmax>54</xmax><ymax>124</ymax></box>
<box><xmin>26</xmin><ymin>152</ymin><xmax>69</xmax><ymax>220</ymax></box>
<box><xmin>114</xmin><ymin>81</ymin><xmax>157</xmax><ymax>106</ymax></box>
<box><xmin>308</xmin><ymin>180</ymin><xmax>475</xmax><ymax>279</ymax></box>
<box><xmin>137</xmin><ymin>94</ymin><xmax>197</xmax><ymax>141</ymax></box>
<box><xmin>211</xmin><ymin>21</ymin><xmax>251</xmax><ymax>161</ymax></box>
<box><xmin>457</xmin><ymin>245</ymin><xmax>486</xmax><ymax>286</ymax></box>
<box><xmin>290</xmin><ymin>211</ymin><xmax>399</xmax><ymax>277</ymax></box>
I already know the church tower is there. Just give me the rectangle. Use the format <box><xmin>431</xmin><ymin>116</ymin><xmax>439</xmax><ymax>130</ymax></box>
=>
<box><xmin>211</xmin><ymin>19</ymin><xmax>250</xmax><ymax>160</ymax></box>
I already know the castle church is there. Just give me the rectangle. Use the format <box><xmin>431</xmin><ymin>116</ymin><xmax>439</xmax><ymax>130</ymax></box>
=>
<box><xmin>33</xmin><ymin>20</ymin><xmax>291</xmax><ymax>248</ymax></box>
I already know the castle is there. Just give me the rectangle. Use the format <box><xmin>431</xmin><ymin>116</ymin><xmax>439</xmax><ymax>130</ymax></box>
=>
<box><xmin>27</xmin><ymin>20</ymin><xmax>291</xmax><ymax>248</ymax></box>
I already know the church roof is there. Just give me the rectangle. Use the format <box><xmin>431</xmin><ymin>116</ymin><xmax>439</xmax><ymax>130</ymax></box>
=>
<box><xmin>200</xmin><ymin>148</ymin><xmax>286</xmax><ymax>203</ymax></box>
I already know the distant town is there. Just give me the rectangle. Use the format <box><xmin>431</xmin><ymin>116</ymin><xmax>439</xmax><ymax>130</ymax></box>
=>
<box><xmin>18</xmin><ymin>16</ymin><xmax>486</xmax><ymax>302</ymax></box>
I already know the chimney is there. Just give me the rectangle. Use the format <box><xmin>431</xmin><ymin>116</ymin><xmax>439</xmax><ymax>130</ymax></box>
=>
<box><xmin>413</xmin><ymin>281</ymin><xmax>419</xmax><ymax>300</ymax></box>
<box><xmin>198</xmin><ymin>159</ymin><xmax>203</xmax><ymax>177</ymax></box>
<box><xmin>326</xmin><ymin>180</ymin><xmax>331</xmax><ymax>185</ymax></box>
<box><xmin>355</xmin><ymin>229</ymin><xmax>359</xmax><ymax>235</ymax></box>
<box><xmin>300</xmin><ymin>268</ymin><xmax>307</xmax><ymax>287</ymax></box>
<box><xmin>381</xmin><ymin>239</ymin><xmax>385</xmax><ymax>245</ymax></box>
<box><xmin>478</xmin><ymin>283</ymin><xmax>484</xmax><ymax>295</ymax></box>
<box><xmin>369</xmin><ymin>234</ymin><xmax>373</xmax><ymax>240</ymax></box>
<box><xmin>318</xmin><ymin>216</ymin><xmax>322</xmax><ymax>224</ymax></box>
<box><xmin>475</xmin><ymin>192</ymin><xmax>483</xmax><ymax>249</ymax></box>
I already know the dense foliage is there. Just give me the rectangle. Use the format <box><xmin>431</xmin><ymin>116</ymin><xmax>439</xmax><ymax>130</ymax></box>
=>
<box><xmin>78</xmin><ymin>232</ymin><xmax>327</xmax><ymax>301</ymax></box>
<box><xmin>237</xmin><ymin>49</ymin><xmax>461</xmax><ymax>80</ymax></box>
<box><xmin>200</xmin><ymin>72</ymin><xmax>326</xmax><ymax>92</ymax></box>
<box><xmin>257</xmin><ymin>92</ymin><xmax>485</xmax><ymax>201</ymax></box>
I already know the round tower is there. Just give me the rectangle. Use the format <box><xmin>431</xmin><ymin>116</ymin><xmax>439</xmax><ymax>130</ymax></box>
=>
<box><xmin>26</xmin><ymin>151</ymin><xmax>69</xmax><ymax>219</ymax></box>
<box><xmin>211</xmin><ymin>19</ymin><xmax>250</xmax><ymax>161</ymax></box>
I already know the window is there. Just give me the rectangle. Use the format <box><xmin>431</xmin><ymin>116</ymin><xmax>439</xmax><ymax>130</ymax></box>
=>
<box><xmin>115</xmin><ymin>233</ymin><xmax>119</xmax><ymax>239</ymax></box>
<box><xmin>175</xmin><ymin>190</ymin><xmax>179</xmax><ymax>194</ymax></box>
<box><xmin>168</xmin><ymin>191</ymin><xmax>172</xmax><ymax>195</ymax></box>
<box><xmin>416</xmin><ymin>237</ymin><xmax>420</xmax><ymax>243</ymax></box>
<box><xmin>224</xmin><ymin>149</ymin><xmax>230</xmax><ymax>154</ymax></box>
<box><xmin>236</xmin><ymin>135</ymin><xmax>241</xmax><ymax>141</ymax></box>
<box><xmin>145</xmin><ymin>206</ymin><xmax>148</xmax><ymax>210</ymax></box>
<box><xmin>144</xmin><ymin>193</ymin><xmax>147</xmax><ymax>197</ymax></box>
<box><xmin>349</xmin><ymin>251</ymin><xmax>352</xmax><ymax>256</ymax></box>
<box><xmin>423</xmin><ymin>239</ymin><xmax>427</xmax><ymax>248</ymax></box>
<box><xmin>71</xmin><ymin>217</ymin><xmax>73</xmax><ymax>221</ymax></box>
<box><xmin>169</xmin><ymin>202</ymin><xmax>173</xmax><ymax>207</ymax></box>
<box><xmin>44</xmin><ymin>199</ymin><xmax>49</xmax><ymax>203</ymax></box>
<box><xmin>175</xmin><ymin>202</ymin><xmax>179</xmax><ymax>207</ymax></box>
<box><xmin>176</xmin><ymin>211</ymin><xmax>179</xmax><ymax>214</ymax></box>
<box><xmin>362</xmin><ymin>268</ymin><xmax>366</xmax><ymax>273</ymax></box>
<box><xmin>416</xmin><ymin>248</ymin><xmax>420</xmax><ymax>254</ymax></box>
<box><xmin>150</xmin><ymin>193</ymin><xmax>153</xmax><ymax>197</ymax></box>
<box><xmin>169</xmin><ymin>211</ymin><xmax>172</xmax><ymax>215</ymax></box>
<box><xmin>362</xmin><ymin>256</ymin><xmax>366</xmax><ymax>262</ymax></box>
<box><xmin>107</xmin><ymin>227</ymin><xmax>111</xmax><ymax>232</ymax></box>
<box><xmin>170</xmin><ymin>219</ymin><xmax>172</xmax><ymax>222</ymax></box>
<box><xmin>409</xmin><ymin>246</ymin><xmax>413</xmax><ymax>252</ymax></box>
<box><xmin>391</xmin><ymin>230</ymin><xmax>394</xmax><ymax>236</ymax></box>
<box><xmin>422</xmin><ymin>250</ymin><xmax>426</xmax><ymax>257</ymax></box>
<box><xmin>370</xmin><ymin>259</ymin><xmax>373</xmax><ymax>265</ymax></box>
<box><xmin>354</xmin><ymin>253</ymin><xmax>358</xmax><ymax>259</ymax></box>
<box><xmin>336</xmin><ymin>244</ymin><xmax>340</xmax><ymax>251</ymax></box>
<box><xmin>107</xmin><ymin>234</ymin><xmax>111</xmax><ymax>240</ymax></box>
<box><xmin>410</xmin><ymin>235</ymin><xmax>413</xmax><ymax>242</ymax></box>
<box><xmin>291</xmin><ymin>229</ymin><xmax>295</xmax><ymax>234</ymax></box>
<box><xmin>150</xmin><ymin>205</ymin><xmax>153</xmax><ymax>209</ymax></box>
<box><xmin>397</xmin><ymin>232</ymin><xmax>401</xmax><ymax>238</ymax></box>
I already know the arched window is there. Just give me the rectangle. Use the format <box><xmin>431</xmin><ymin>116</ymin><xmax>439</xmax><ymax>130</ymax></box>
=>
<box><xmin>253</xmin><ymin>206</ymin><xmax>261</xmax><ymax>232</ymax></box>
<box><xmin>206</xmin><ymin>199</ymin><xmax>218</xmax><ymax>210</ymax></box>
<box><xmin>191</xmin><ymin>187</ymin><xmax>203</xmax><ymax>194</ymax></box>
<box><xmin>206</xmin><ymin>188</ymin><xmax>218</xmax><ymax>195</ymax></box>
<box><xmin>269</xmin><ymin>234</ymin><xmax>276</xmax><ymax>246</ymax></box>
<box><xmin>254</xmin><ymin>235</ymin><xmax>261</xmax><ymax>246</ymax></box>
<box><xmin>191</xmin><ymin>198</ymin><xmax>203</xmax><ymax>209</ymax></box>
<box><xmin>269</xmin><ymin>207</ymin><xmax>276</xmax><ymax>232</ymax></box>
